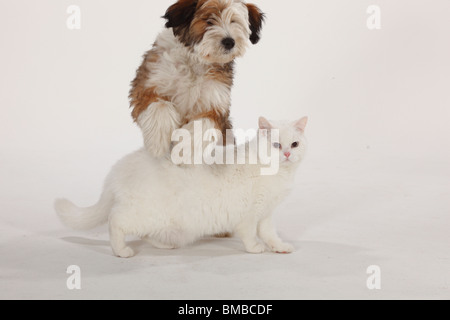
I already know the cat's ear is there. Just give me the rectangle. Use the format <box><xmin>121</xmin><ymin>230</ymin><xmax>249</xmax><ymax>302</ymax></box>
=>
<box><xmin>294</xmin><ymin>117</ymin><xmax>308</xmax><ymax>132</ymax></box>
<box><xmin>259</xmin><ymin>117</ymin><xmax>273</xmax><ymax>130</ymax></box>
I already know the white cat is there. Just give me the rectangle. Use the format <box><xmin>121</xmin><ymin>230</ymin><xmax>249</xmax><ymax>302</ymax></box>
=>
<box><xmin>55</xmin><ymin>116</ymin><xmax>308</xmax><ymax>258</ymax></box>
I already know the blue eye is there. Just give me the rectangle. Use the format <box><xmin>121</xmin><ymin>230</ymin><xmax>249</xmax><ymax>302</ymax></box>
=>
<box><xmin>273</xmin><ymin>143</ymin><xmax>282</xmax><ymax>149</ymax></box>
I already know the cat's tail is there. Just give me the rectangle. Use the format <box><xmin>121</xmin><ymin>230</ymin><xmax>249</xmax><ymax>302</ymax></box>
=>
<box><xmin>54</xmin><ymin>190</ymin><xmax>113</xmax><ymax>230</ymax></box>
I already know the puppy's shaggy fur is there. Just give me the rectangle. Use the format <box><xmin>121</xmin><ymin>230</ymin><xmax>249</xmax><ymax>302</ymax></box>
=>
<box><xmin>129</xmin><ymin>0</ymin><xmax>264</xmax><ymax>157</ymax></box>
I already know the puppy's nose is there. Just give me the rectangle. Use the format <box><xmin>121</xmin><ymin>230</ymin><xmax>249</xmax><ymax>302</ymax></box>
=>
<box><xmin>222</xmin><ymin>37</ymin><xmax>235</xmax><ymax>50</ymax></box>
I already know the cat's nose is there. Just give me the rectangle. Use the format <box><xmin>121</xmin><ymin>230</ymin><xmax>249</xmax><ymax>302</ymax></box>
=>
<box><xmin>284</xmin><ymin>152</ymin><xmax>291</xmax><ymax>158</ymax></box>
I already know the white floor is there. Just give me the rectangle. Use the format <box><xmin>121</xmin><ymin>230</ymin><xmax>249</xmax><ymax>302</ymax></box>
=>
<box><xmin>1</xmin><ymin>147</ymin><xmax>449</xmax><ymax>300</ymax></box>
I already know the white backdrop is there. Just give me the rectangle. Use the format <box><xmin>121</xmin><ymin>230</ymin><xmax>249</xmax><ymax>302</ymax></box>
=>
<box><xmin>1</xmin><ymin>0</ymin><xmax>449</xmax><ymax>299</ymax></box>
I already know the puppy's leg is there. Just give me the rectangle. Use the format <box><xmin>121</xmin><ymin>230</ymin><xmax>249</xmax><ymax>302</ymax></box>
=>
<box><xmin>178</xmin><ymin>117</ymin><xmax>223</xmax><ymax>165</ymax></box>
<box><xmin>137</xmin><ymin>100</ymin><xmax>181</xmax><ymax>158</ymax></box>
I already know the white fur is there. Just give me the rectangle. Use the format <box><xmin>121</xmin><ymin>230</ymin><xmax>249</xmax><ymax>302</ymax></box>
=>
<box><xmin>55</xmin><ymin>118</ymin><xmax>308</xmax><ymax>258</ymax></box>
<box><xmin>137</xmin><ymin>100</ymin><xmax>181</xmax><ymax>157</ymax></box>
<box><xmin>146</xmin><ymin>29</ymin><xmax>233</xmax><ymax>117</ymax></box>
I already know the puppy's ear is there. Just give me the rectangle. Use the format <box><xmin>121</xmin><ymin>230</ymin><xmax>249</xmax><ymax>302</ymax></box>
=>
<box><xmin>246</xmin><ymin>4</ymin><xmax>265</xmax><ymax>44</ymax></box>
<box><xmin>163</xmin><ymin>0</ymin><xmax>199</xmax><ymax>32</ymax></box>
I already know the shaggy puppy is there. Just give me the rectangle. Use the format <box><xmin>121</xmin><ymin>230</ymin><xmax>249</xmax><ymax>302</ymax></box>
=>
<box><xmin>129</xmin><ymin>0</ymin><xmax>264</xmax><ymax>157</ymax></box>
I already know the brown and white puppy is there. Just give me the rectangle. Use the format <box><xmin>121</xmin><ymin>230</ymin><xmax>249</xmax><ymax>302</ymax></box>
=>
<box><xmin>129</xmin><ymin>0</ymin><xmax>264</xmax><ymax>157</ymax></box>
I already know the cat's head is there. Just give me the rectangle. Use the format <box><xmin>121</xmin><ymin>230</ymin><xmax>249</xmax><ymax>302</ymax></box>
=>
<box><xmin>259</xmin><ymin>116</ymin><xmax>308</xmax><ymax>166</ymax></box>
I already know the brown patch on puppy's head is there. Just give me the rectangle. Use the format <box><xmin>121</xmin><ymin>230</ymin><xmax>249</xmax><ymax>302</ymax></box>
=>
<box><xmin>187</xmin><ymin>0</ymin><xmax>227</xmax><ymax>46</ymax></box>
<box><xmin>163</xmin><ymin>0</ymin><xmax>200</xmax><ymax>45</ymax></box>
<box><xmin>163</xmin><ymin>0</ymin><xmax>227</xmax><ymax>47</ymax></box>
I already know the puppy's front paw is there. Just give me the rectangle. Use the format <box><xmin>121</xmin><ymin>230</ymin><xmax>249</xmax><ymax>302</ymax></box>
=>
<box><xmin>114</xmin><ymin>246</ymin><xmax>135</xmax><ymax>258</ymax></box>
<box><xmin>271</xmin><ymin>242</ymin><xmax>295</xmax><ymax>254</ymax></box>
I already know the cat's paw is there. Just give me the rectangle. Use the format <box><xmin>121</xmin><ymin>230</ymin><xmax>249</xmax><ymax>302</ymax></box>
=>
<box><xmin>147</xmin><ymin>239</ymin><xmax>177</xmax><ymax>250</ymax></box>
<box><xmin>114</xmin><ymin>247</ymin><xmax>135</xmax><ymax>258</ymax></box>
<box><xmin>245</xmin><ymin>242</ymin><xmax>266</xmax><ymax>254</ymax></box>
<box><xmin>270</xmin><ymin>242</ymin><xmax>295</xmax><ymax>254</ymax></box>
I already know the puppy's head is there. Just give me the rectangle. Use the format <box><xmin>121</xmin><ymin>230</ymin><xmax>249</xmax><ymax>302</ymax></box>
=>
<box><xmin>164</xmin><ymin>0</ymin><xmax>265</xmax><ymax>64</ymax></box>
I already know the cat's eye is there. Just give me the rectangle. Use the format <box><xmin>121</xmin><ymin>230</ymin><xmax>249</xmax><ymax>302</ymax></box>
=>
<box><xmin>273</xmin><ymin>143</ymin><xmax>282</xmax><ymax>149</ymax></box>
<box><xmin>291</xmin><ymin>142</ymin><xmax>300</xmax><ymax>148</ymax></box>
<box><xmin>206</xmin><ymin>20</ymin><xmax>214</xmax><ymax>26</ymax></box>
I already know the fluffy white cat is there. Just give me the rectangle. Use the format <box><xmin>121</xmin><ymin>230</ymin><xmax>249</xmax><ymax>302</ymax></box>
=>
<box><xmin>55</xmin><ymin>116</ymin><xmax>308</xmax><ymax>258</ymax></box>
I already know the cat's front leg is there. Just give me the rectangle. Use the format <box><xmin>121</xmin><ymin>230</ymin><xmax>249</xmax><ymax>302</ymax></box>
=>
<box><xmin>258</xmin><ymin>217</ymin><xmax>295</xmax><ymax>254</ymax></box>
<box><xmin>235</xmin><ymin>216</ymin><xmax>266</xmax><ymax>254</ymax></box>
